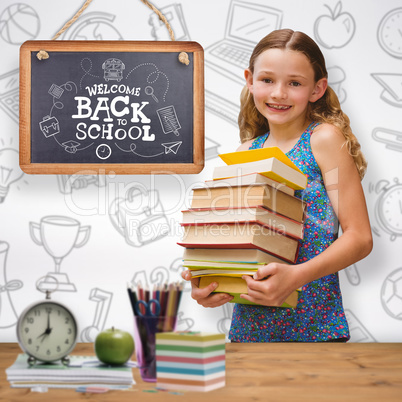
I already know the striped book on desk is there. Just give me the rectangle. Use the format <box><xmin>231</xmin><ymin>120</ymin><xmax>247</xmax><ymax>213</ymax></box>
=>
<box><xmin>155</xmin><ymin>332</ymin><xmax>226</xmax><ymax>392</ymax></box>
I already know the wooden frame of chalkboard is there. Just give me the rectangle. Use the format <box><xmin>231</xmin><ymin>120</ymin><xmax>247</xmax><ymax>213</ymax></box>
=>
<box><xmin>20</xmin><ymin>41</ymin><xmax>204</xmax><ymax>174</ymax></box>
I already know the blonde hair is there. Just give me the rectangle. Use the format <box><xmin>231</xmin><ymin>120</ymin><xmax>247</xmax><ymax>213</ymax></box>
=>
<box><xmin>239</xmin><ymin>29</ymin><xmax>367</xmax><ymax>180</ymax></box>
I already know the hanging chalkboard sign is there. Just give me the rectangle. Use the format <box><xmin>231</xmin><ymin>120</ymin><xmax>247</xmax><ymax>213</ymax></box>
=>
<box><xmin>19</xmin><ymin>41</ymin><xmax>204</xmax><ymax>174</ymax></box>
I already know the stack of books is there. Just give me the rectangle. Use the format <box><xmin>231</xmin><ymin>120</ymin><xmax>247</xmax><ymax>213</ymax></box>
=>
<box><xmin>6</xmin><ymin>354</ymin><xmax>135</xmax><ymax>390</ymax></box>
<box><xmin>178</xmin><ymin>147</ymin><xmax>307</xmax><ymax>307</ymax></box>
<box><xmin>155</xmin><ymin>332</ymin><xmax>226</xmax><ymax>392</ymax></box>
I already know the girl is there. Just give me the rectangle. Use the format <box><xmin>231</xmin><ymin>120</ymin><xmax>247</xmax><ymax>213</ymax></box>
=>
<box><xmin>182</xmin><ymin>29</ymin><xmax>372</xmax><ymax>342</ymax></box>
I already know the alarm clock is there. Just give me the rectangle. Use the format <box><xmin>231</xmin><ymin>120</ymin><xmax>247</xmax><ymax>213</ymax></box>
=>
<box><xmin>377</xmin><ymin>8</ymin><xmax>402</xmax><ymax>59</ymax></box>
<box><xmin>374</xmin><ymin>178</ymin><xmax>402</xmax><ymax>241</ymax></box>
<box><xmin>16</xmin><ymin>279</ymin><xmax>78</xmax><ymax>366</ymax></box>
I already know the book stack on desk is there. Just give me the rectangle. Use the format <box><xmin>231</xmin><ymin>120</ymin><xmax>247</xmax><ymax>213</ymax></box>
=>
<box><xmin>178</xmin><ymin>148</ymin><xmax>307</xmax><ymax>307</ymax></box>
<box><xmin>5</xmin><ymin>354</ymin><xmax>135</xmax><ymax>390</ymax></box>
<box><xmin>155</xmin><ymin>332</ymin><xmax>226</xmax><ymax>392</ymax></box>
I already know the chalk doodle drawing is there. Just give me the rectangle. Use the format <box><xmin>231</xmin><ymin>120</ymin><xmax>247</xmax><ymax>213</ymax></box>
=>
<box><xmin>81</xmin><ymin>288</ymin><xmax>113</xmax><ymax>342</ymax></box>
<box><xmin>370</xmin><ymin>178</ymin><xmax>402</xmax><ymax>241</ymax></box>
<box><xmin>0</xmin><ymin>241</ymin><xmax>23</xmax><ymax>329</ymax></box>
<box><xmin>30</xmin><ymin>216</ymin><xmax>91</xmax><ymax>292</ymax></box>
<box><xmin>0</xmin><ymin>148</ymin><xmax>24</xmax><ymax>203</ymax></box>
<box><xmin>109</xmin><ymin>186</ymin><xmax>170</xmax><ymax>247</ymax></box>
<box><xmin>314</xmin><ymin>2</ymin><xmax>356</xmax><ymax>49</ymax></box>
<box><xmin>381</xmin><ymin>268</ymin><xmax>402</xmax><ymax>321</ymax></box>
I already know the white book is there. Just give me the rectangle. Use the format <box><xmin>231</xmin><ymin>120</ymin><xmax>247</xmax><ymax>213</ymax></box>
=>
<box><xmin>6</xmin><ymin>354</ymin><xmax>135</xmax><ymax>385</ymax></box>
<box><xmin>204</xmin><ymin>172</ymin><xmax>294</xmax><ymax>195</ymax></box>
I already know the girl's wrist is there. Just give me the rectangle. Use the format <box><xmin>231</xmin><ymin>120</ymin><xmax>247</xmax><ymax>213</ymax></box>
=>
<box><xmin>293</xmin><ymin>261</ymin><xmax>315</xmax><ymax>290</ymax></box>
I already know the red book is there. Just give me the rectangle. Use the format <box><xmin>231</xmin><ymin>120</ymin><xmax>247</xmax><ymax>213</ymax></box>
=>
<box><xmin>178</xmin><ymin>222</ymin><xmax>300</xmax><ymax>264</ymax></box>
<box><xmin>181</xmin><ymin>205</ymin><xmax>303</xmax><ymax>240</ymax></box>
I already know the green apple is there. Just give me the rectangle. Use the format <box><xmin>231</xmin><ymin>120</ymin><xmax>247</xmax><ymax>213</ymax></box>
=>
<box><xmin>94</xmin><ymin>327</ymin><xmax>134</xmax><ymax>365</ymax></box>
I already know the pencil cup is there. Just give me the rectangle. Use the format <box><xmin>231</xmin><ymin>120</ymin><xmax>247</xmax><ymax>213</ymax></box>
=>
<box><xmin>133</xmin><ymin>315</ymin><xmax>177</xmax><ymax>382</ymax></box>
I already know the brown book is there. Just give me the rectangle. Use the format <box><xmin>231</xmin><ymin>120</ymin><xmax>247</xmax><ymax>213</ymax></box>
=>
<box><xmin>181</xmin><ymin>206</ymin><xmax>303</xmax><ymax>239</ymax></box>
<box><xmin>199</xmin><ymin>276</ymin><xmax>299</xmax><ymax>308</ymax></box>
<box><xmin>191</xmin><ymin>185</ymin><xmax>305</xmax><ymax>223</ymax></box>
<box><xmin>182</xmin><ymin>248</ymin><xmax>289</xmax><ymax>265</ymax></box>
<box><xmin>178</xmin><ymin>222</ymin><xmax>299</xmax><ymax>263</ymax></box>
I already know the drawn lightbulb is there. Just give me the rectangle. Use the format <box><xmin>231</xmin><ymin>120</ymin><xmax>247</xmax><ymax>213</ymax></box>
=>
<box><xmin>0</xmin><ymin>148</ymin><xmax>24</xmax><ymax>203</ymax></box>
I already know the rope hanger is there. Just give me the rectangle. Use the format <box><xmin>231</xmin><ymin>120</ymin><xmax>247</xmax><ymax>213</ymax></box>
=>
<box><xmin>36</xmin><ymin>0</ymin><xmax>190</xmax><ymax>65</ymax></box>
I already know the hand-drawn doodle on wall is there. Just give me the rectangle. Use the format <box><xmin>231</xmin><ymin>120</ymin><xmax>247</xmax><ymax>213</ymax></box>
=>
<box><xmin>205</xmin><ymin>0</ymin><xmax>282</xmax><ymax>125</ymax></box>
<box><xmin>56</xmin><ymin>11</ymin><xmax>123</xmax><ymax>40</ymax></box>
<box><xmin>328</xmin><ymin>66</ymin><xmax>347</xmax><ymax>104</ymax></box>
<box><xmin>175</xmin><ymin>311</ymin><xmax>194</xmax><ymax>331</ymax></box>
<box><xmin>377</xmin><ymin>8</ymin><xmax>402</xmax><ymax>59</ymax></box>
<box><xmin>381</xmin><ymin>267</ymin><xmax>402</xmax><ymax>320</ymax></box>
<box><xmin>371</xmin><ymin>73</ymin><xmax>402</xmax><ymax>107</ymax></box>
<box><xmin>57</xmin><ymin>174</ymin><xmax>106</xmax><ymax>194</ymax></box>
<box><xmin>149</xmin><ymin>3</ymin><xmax>190</xmax><ymax>41</ymax></box>
<box><xmin>372</xmin><ymin>128</ymin><xmax>402</xmax><ymax>152</ymax></box>
<box><xmin>30</xmin><ymin>216</ymin><xmax>91</xmax><ymax>292</ymax></box>
<box><xmin>0</xmin><ymin>242</ymin><xmax>23</xmax><ymax>329</ymax></box>
<box><xmin>345</xmin><ymin>264</ymin><xmax>360</xmax><ymax>286</ymax></box>
<box><xmin>0</xmin><ymin>3</ymin><xmax>40</xmax><ymax>45</ymax></box>
<box><xmin>0</xmin><ymin>69</ymin><xmax>19</xmax><ymax>124</ymax></box>
<box><xmin>170</xmin><ymin>257</ymin><xmax>191</xmax><ymax>292</ymax></box>
<box><xmin>109</xmin><ymin>186</ymin><xmax>170</xmax><ymax>247</ymax></box>
<box><xmin>132</xmin><ymin>267</ymin><xmax>170</xmax><ymax>289</ymax></box>
<box><xmin>0</xmin><ymin>148</ymin><xmax>24</xmax><ymax>203</ymax></box>
<box><xmin>217</xmin><ymin>303</ymin><xmax>234</xmax><ymax>337</ymax></box>
<box><xmin>370</xmin><ymin>178</ymin><xmax>402</xmax><ymax>241</ymax></box>
<box><xmin>314</xmin><ymin>1</ymin><xmax>355</xmax><ymax>49</ymax></box>
<box><xmin>205</xmin><ymin>137</ymin><xmax>220</xmax><ymax>160</ymax></box>
<box><xmin>345</xmin><ymin>309</ymin><xmax>376</xmax><ymax>342</ymax></box>
<box><xmin>81</xmin><ymin>288</ymin><xmax>113</xmax><ymax>342</ymax></box>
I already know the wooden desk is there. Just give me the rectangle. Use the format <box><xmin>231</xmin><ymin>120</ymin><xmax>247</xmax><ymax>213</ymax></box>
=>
<box><xmin>1</xmin><ymin>343</ymin><xmax>401</xmax><ymax>401</ymax></box>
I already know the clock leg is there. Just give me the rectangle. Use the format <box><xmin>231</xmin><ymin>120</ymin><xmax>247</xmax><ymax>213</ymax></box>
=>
<box><xmin>61</xmin><ymin>355</ymin><xmax>70</xmax><ymax>366</ymax></box>
<box><xmin>28</xmin><ymin>356</ymin><xmax>36</xmax><ymax>366</ymax></box>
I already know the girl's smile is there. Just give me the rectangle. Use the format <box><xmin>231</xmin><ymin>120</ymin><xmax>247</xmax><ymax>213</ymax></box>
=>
<box><xmin>266</xmin><ymin>103</ymin><xmax>292</xmax><ymax>111</ymax></box>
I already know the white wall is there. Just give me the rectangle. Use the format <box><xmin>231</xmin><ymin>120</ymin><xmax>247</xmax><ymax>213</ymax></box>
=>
<box><xmin>0</xmin><ymin>0</ymin><xmax>401</xmax><ymax>342</ymax></box>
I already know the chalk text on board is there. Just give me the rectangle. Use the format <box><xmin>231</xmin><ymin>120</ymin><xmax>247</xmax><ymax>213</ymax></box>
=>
<box><xmin>72</xmin><ymin>97</ymin><xmax>155</xmax><ymax>142</ymax></box>
<box><xmin>85</xmin><ymin>84</ymin><xmax>141</xmax><ymax>97</ymax></box>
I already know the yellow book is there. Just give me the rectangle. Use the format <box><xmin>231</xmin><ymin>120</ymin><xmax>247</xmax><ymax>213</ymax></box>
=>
<box><xmin>219</xmin><ymin>147</ymin><xmax>303</xmax><ymax>174</ymax></box>
<box><xmin>190</xmin><ymin>269</ymin><xmax>257</xmax><ymax>277</ymax></box>
<box><xmin>199</xmin><ymin>276</ymin><xmax>299</xmax><ymax>308</ymax></box>
<box><xmin>212</xmin><ymin>158</ymin><xmax>307</xmax><ymax>190</ymax></box>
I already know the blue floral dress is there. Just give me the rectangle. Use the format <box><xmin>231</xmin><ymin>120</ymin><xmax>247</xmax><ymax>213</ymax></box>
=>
<box><xmin>229</xmin><ymin>122</ymin><xmax>350</xmax><ymax>342</ymax></box>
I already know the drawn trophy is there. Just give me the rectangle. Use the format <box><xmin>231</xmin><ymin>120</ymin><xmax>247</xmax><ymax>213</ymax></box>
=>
<box><xmin>0</xmin><ymin>241</ymin><xmax>23</xmax><ymax>328</ymax></box>
<box><xmin>29</xmin><ymin>216</ymin><xmax>91</xmax><ymax>292</ymax></box>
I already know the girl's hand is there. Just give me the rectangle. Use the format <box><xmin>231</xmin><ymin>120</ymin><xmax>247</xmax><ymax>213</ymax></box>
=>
<box><xmin>241</xmin><ymin>263</ymin><xmax>299</xmax><ymax>307</ymax></box>
<box><xmin>181</xmin><ymin>270</ymin><xmax>234</xmax><ymax>308</ymax></box>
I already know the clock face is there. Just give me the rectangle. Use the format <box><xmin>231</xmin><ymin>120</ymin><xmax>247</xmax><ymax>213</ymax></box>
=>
<box><xmin>96</xmin><ymin>143</ymin><xmax>112</xmax><ymax>160</ymax></box>
<box><xmin>378</xmin><ymin>8</ymin><xmax>402</xmax><ymax>58</ymax></box>
<box><xmin>378</xmin><ymin>185</ymin><xmax>402</xmax><ymax>234</ymax></box>
<box><xmin>17</xmin><ymin>301</ymin><xmax>78</xmax><ymax>362</ymax></box>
